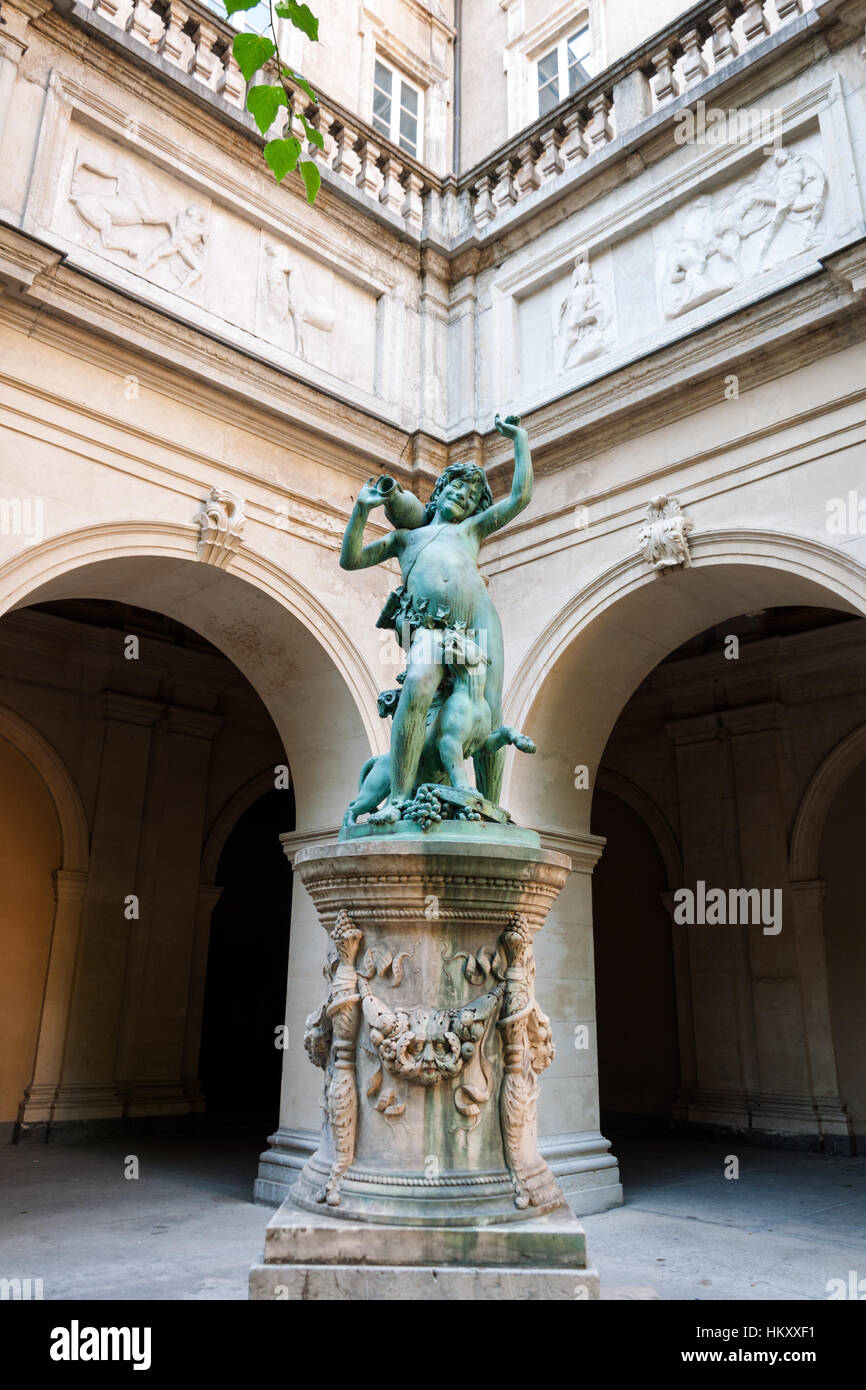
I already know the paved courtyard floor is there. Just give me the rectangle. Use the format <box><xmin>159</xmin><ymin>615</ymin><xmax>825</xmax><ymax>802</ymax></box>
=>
<box><xmin>0</xmin><ymin>1126</ymin><xmax>862</xmax><ymax>1300</ymax></box>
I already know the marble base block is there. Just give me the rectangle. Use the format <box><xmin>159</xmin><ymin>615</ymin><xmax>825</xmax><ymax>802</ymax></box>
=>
<box><xmin>249</xmin><ymin>1200</ymin><xmax>599</xmax><ymax>1300</ymax></box>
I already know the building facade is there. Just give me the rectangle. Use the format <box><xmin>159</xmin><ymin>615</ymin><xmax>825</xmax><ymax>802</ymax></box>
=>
<box><xmin>1</xmin><ymin>0</ymin><xmax>865</xmax><ymax>1214</ymax></box>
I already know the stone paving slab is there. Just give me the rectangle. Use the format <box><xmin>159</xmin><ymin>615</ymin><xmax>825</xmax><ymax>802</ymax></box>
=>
<box><xmin>0</xmin><ymin>1130</ymin><xmax>862</xmax><ymax>1301</ymax></box>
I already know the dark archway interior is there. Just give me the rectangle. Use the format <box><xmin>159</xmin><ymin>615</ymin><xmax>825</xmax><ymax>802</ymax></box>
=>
<box><xmin>591</xmin><ymin>787</ymin><xmax>679</xmax><ymax>1131</ymax></box>
<box><xmin>199</xmin><ymin>789</ymin><xmax>295</xmax><ymax>1125</ymax></box>
<box><xmin>1</xmin><ymin>596</ymin><xmax>291</xmax><ymax>1142</ymax></box>
<box><xmin>591</xmin><ymin>604</ymin><xmax>865</xmax><ymax>1149</ymax></box>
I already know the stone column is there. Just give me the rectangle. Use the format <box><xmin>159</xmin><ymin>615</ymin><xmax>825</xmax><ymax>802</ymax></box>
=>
<box><xmin>415</xmin><ymin>246</ymin><xmax>448</xmax><ymax>438</ymax></box>
<box><xmin>18</xmin><ymin>868</ymin><xmax>89</xmax><ymax>1127</ymax></box>
<box><xmin>254</xmin><ymin>826</ymin><xmax>339</xmax><ymax>1205</ymax></box>
<box><xmin>446</xmin><ymin>248</ymin><xmax>481</xmax><ymax>439</ymax></box>
<box><xmin>667</xmin><ymin>712</ymin><xmax>760</xmax><ymax>1128</ymax></box>
<box><xmin>115</xmin><ymin>706</ymin><xmax>220</xmax><ymax>1116</ymax></box>
<box><xmin>51</xmin><ymin>693</ymin><xmax>163</xmax><ymax>1123</ymax></box>
<box><xmin>535</xmin><ymin>829</ymin><xmax>622</xmax><ymax>1213</ymax></box>
<box><xmin>721</xmin><ymin>702</ymin><xmax>836</xmax><ymax>1138</ymax></box>
<box><xmin>788</xmin><ymin>879</ymin><xmax>851</xmax><ymax>1148</ymax></box>
<box><xmin>180</xmin><ymin>883</ymin><xmax>224</xmax><ymax>1105</ymax></box>
<box><xmin>0</xmin><ymin>1</ymin><xmax>50</xmax><ymax>146</ymax></box>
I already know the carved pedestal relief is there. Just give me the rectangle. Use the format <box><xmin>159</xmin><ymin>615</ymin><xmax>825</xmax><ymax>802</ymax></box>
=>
<box><xmin>304</xmin><ymin>911</ymin><xmax>363</xmax><ymax>1206</ymax></box>
<box><xmin>638</xmin><ymin>495</ymin><xmax>694</xmax><ymax>572</ymax></box>
<box><xmin>497</xmin><ymin>914</ymin><xmax>558</xmax><ymax>1209</ymax></box>
<box><xmin>660</xmin><ymin>144</ymin><xmax>827</xmax><ymax>320</ymax></box>
<box><xmin>304</xmin><ymin>910</ymin><xmax>561</xmax><ymax>1213</ymax></box>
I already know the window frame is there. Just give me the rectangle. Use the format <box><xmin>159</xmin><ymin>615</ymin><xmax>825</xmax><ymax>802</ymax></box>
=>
<box><xmin>371</xmin><ymin>54</ymin><xmax>425</xmax><ymax>161</ymax></box>
<box><xmin>536</xmin><ymin>23</ymin><xmax>593</xmax><ymax>118</ymax></box>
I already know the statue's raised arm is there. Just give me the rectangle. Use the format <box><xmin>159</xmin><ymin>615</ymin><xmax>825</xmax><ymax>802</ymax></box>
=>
<box><xmin>470</xmin><ymin>414</ymin><xmax>533</xmax><ymax>541</ymax></box>
<box><xmin>339</xmin><ymin>478</ymin><xmax>402</xmax><ymax>572</ymax></box>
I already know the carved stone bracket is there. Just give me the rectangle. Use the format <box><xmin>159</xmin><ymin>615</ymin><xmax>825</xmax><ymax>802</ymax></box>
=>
<box><xmin>638</xmin><ymin>495</ymin><xmax>695</xmax><ymax>573</ymax></box>
<box><xmin>195</xmin><ymin>487</ymin><xmax>245</xmax><ymax>567</ymax></box>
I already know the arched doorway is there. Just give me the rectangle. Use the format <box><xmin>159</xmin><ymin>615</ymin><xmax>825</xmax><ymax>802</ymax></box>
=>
<box><xmin>502</xmin><ymin>537</ymin><xmax>866</xmax><ymax>1196</ymax></box>
<box><xmin>590</xmin><ymin>604</ymin><xmax>863</xmax><ymax>1152</ymax></box>
<box><xmin>0</xmin><ymin>538</ymin><xmax>374</xmax><ymax>1159</ymax></box>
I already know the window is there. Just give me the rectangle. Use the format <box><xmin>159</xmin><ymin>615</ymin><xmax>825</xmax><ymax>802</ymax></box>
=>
<box><xmin>537</xmin><ymin>25</ymin><xmax>593</xmax><ymax>116</ymax></box>
<box><xmin>372</xmin><ymin>58</ymin><xmax>423</xmax><ymax>159</ymax></box>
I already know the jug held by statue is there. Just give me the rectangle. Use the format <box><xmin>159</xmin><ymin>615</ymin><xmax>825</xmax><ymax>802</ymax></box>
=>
<box><xmin>374</xmin><ymin>476</ymin><xmax>427</xmax><ymax>530</ymax></box>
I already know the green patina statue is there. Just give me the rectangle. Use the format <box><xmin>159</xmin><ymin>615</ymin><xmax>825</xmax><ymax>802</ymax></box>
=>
<box><xmin>340</xmin><ymin>413</ymin><xmax>535</xmax><ymax>829</ymax></box>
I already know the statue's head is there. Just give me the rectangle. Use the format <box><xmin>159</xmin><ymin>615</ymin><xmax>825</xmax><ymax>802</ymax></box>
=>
<box><xmin>426</xmin><ymin>464</ymin><xmax>493</xmax><ymax>524</ymax></box>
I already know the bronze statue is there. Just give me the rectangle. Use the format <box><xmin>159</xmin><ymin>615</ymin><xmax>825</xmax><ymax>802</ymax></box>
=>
<box><xmin>340</xmin><ymin>414</ymin><xmax>535</xmax><ymax>827</ymax></box>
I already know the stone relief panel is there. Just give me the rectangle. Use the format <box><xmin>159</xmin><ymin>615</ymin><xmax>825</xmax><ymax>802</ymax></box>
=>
<box><xmin>255</xmin><ymin>240</ymin><xmax>337</xmax><ymax>372</ymax></box>
<box><xmin>554</xmin><ymin>254</ymin><xmax>613</xmax><ymax>373</ymax></box>
<box><xmin>477</xmin><ymin>87</ymin><xmax>851</xmax><ymax>427</ymax></box>
<box><xmin>657</xmin><ymin>142</ymin><xmax>827</xmax><ymax>321</ymax></box>
<box><xmin>514</xmin><ymin>249</ymin><xmax>616</xmax><ymax>396</ymax></box>
<box><xmin>64</xmin><ymin>139</ymin><xmax>211</xmax><ymax>300</ymax></box>
<box><xmin>56</xmin><ymin>124</ymin><xmax>381</xmax><ymax>397</ymax></box>
<box><xmin>253</xmin><ymin>234</ymin><xmax>378</xmax><ymax>391</ymax></box>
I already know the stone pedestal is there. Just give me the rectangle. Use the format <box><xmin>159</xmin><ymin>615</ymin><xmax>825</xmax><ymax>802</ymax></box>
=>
<box><xmin>249</xmin><ymin>827</ymin><xmax>600</xmax><ymax>1300</ymax></box>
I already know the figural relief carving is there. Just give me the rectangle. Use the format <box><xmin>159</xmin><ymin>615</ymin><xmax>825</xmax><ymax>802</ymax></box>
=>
<box><xmin>555</xmin><ymin>255</ymin><xmax>612</xmax><ymax>371</ymax></box>
<box><xmin>257</xmin><ymin>241</ymin><xmax>336</xmax><ymax>363</ymax></box>
<box><xmin>360</xmin><ymin>976</ymin><xmax>505</xmax><ymax>1090</ymax></box>
<box><xmin>304</xmin><ymin>910</ymin><xmax>562</xmax><ymax>1210</ymax></box>
<box><xmin>303</xmin><ymin>910</ymin><xmax>363</xmax><ymax>1206</ymax></box>
<box><xmin>68</xmin><ymin>153</ymin><xmax>209</xmax><ymax>294</ymax></box>
<box><xmin>195</xmin><ymin>487</ymin><xmax>246</xmax><ymax>567</ymax></box>
<box><xmin>638</xmin><ymin>495</ymin><xmax>694</xmax><ymax>573</ymax></box>
<box><xmin>497</xmin><ymin>913</ymin><xmax>557</xmax><ymax>1209</ymax></box>
<box><xmin>660</xmin><ymin>145</ymin><xmax>827</xmax><ymax>320</ymax></box>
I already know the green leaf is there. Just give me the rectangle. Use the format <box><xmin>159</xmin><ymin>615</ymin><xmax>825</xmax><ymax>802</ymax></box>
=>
<box><xmin>300</xmin><ymin>159</ymin><xmax>321</xmax><ymax>203</ymax></box>
<box><xmin>299</xmin><ymin>113</ymin><xmax>325</xmax><ymax>150</ymax></box>
<box><xmin>282</xmin><ymin>66</ymin><xmax>317</xmax><ymax>104</ymax></box>
<box><xmin>233</xmin><ymin>33</ymin><xmax>275</xmax><ymax>81</ymax></box>
<box><xmin>264</xmin><ymin>137</ymin><xmax>302</xmax><ymax>182</ymax></box>
<box><xmin>224</xmin><ymin>0</ymin><xmax>262</xmax><ymax>13</ymax></box>
<box><xmin>274</xmin><ymin>1</ymin><xmax>319</xmax><ymax>41</ymax></box>
<box><xmin>247</xmin><ymin>83</ymin><xmax>288</xmax><ymax>135</ymax></box>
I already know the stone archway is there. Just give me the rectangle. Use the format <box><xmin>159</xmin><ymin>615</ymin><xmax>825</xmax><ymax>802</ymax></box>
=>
<box><xmin>503</xmin><ymin>530</ymin><xmax>866</xmax><ymax>828</ymax></box>
<box><xmin>496</xmin><ymin>531</ymin><xmax>866</xmax><ymax>1195</ymax></box>
<box><xmin>789</xmin><ymin>724</ymin><xmax>866</xmax><ymax>883</ymax></box>
<box><xmin>0</xmin><ymin>524</ymin><xmax>379</xmax><ymax>1150</ymax></box>
<box><xmin>0</xmin><ymin>521</ymin><xmax>385</xmax><ymax>826</ymax></box>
